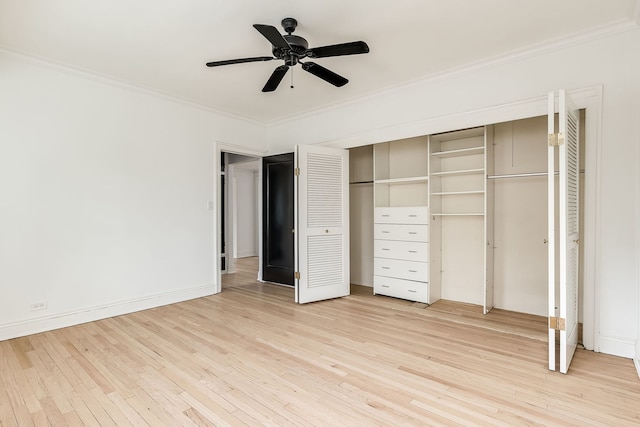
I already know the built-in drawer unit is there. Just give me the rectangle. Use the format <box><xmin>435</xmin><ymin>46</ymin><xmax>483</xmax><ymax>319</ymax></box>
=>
<box><xmin>374</xmin><ymin>258</ymin><xmax>428</xmax><ymax>282</ymax></box>
<box><xmin>374</xmin><ymin>206</ymin><xmax>429</xmax><ymax>225</ymax></box>
<box><xmin>374</xmin><ymin>224</ymin><xmax>428</xmax><ymax>242</ymax></box>
<box><xmin>374</xmin><ymin>240</ymin><xmax>428</xmax><ymax>262</ymax></box>
<box><xmin>374</xmin><ymin>276</ymin><xmax>428</xmax><ymax>303</ymax></box>
<box><xmin>373</xmin><ymin>205</ymin><xmax>430</xmax><ymax>303</ymax></box>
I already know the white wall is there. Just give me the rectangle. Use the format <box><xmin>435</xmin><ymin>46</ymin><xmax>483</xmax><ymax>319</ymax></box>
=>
<box><xmin>268</xmin><ymin>27</ymin><xmax>640</xmax><ymax>358</ymax></box>
<box><xmin>233</xmin><ymin>163</ymin><xmax>259</xmax><ymax>258</ymax></box>
<box><xmin>0</xmin><ymin>52</ymin><xmax>266</xmax><ymax>339</ymax></box>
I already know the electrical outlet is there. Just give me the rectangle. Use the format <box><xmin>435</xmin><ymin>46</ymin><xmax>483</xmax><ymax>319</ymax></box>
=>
<box><xmin>207</xmin><ymin>201</ymin><xmax>214</xmax><ymax>211</ymax></box>
<box><xmin>30</xmin><ymin>301</ymin><xmax>47</xmax><ymax>312</ymax></box>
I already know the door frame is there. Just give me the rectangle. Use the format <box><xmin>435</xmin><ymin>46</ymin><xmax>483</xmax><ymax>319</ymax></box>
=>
<box><xmin>214</xmin><ymin>143</ymin><xmax>267</xmax><ymax>294</ymax></box>
<box><xmin>328</xmin><ymin>85</ymin><xmax>602</xmax><ymax>352</ymax></box>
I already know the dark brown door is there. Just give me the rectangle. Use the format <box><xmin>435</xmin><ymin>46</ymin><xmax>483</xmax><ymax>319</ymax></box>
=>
<box><xmin>262</xmin><ymin>153</ymin><xmax>294</xmax><ymax>286</ymax></box>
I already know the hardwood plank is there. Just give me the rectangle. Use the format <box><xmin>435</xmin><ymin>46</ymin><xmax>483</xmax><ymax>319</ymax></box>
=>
<box><xmin>0</xmin><ymin>257</ymin><xmax>638</xmax><ymax>426</ymax></box>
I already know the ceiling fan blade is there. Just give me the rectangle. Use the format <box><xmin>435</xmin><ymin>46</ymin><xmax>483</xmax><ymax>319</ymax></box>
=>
<box><xmin>253</xmin><ymin>24</ymin><xmax>291</xmax><ymax>49</ymax></box>
<box><xmin>307</xmin><ymin>41</ymin><xmax>369</xmax><ymax>58</ymax></box>
<box><xmin>262</xmin><ymin>65</ymin><xmax>289</xmax><ymax>92</ymax></box>
<box><xmin>301</xmin><ymin>62</ymin><xmax>348</xmax><ymax>87</ymax></box>
<box><xmin>206</xmin><ymin>56</ymin><xmax>274</xmax><ymax>67</ymax></box>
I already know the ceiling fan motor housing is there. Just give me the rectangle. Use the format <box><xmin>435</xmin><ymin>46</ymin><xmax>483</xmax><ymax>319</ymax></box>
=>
<box><xmin>273</xmin><ymin>34</ymin><xmax>309</xmax><ymax>65</ymax></box>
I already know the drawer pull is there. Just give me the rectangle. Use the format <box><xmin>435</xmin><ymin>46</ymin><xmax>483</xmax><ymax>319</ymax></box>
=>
<box><xmin>408</xmin><ymin>289</ymin><xmax>417</xmax><ymax>293</ymax></box>
<box><xmin>382</xmin><ymin>231</ymin><xmax>390</xmax><ymax>234</ymax></box>
<box><xmin>408</xmin><ymin>250</ymin><xmax>417</xmax><ymax>253</ymax></box>
<box><xmin>382</xmin><ymin>248</ymin><xmax>390</xmax><ymax>251</ymax></box>
<box><xmin>381</xmin><ymin>285</ymin><xmax>390</xmax><ymax>288</ymax></box>
<box><xmin>408</xmin><ymin>269</ymin><xmax>417</xmax><ymax>273</ymax></box>
<box><xmin>408</xmin><ymin>232</ymin><xmax>417</xmax><ymax>235</ymax></box>
<box><xmin>382</xmin><ymin>267</ymin><xmax>390</xmax><ymax>270</ymax></box>
<box><xmin>382</xmin><ymin>214</ymin><xmax>390</xmax><ymax>217</ymax></box>
<box><xmin>409</xmin><ymin>215</ymin><xmax>417</xmax><ymax>217</ymax></box>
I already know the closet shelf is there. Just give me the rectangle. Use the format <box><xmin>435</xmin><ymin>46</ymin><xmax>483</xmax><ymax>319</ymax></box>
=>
<box><xmin>374</xmin><ymin>176</ymin><xmax>428</xmax><ymax>184</ymax></box>
<box><xmin>432</xmin><ymin>212</ymin><xmax>485</xmax><ymax>216</ymax></box>
<box><xmin>431</xmin><ymin>190</ymin><xmax>484</xmax><ymax>196</ymax></box>
<box><xmin>431</xmin><ymin>168</ymin><xmax>484</xmax><ymax>177</ymax></box>
<box><xmin>431</xmin><ymin>146</ymin><xmax>484</xmax><ymax>158</ymax></box>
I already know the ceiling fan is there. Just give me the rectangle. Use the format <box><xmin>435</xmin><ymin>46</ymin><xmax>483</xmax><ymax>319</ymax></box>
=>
<box><xmin>205</xmin><ymin>17</ymin><xmax>370</xmax><ymax>92</ymax></box>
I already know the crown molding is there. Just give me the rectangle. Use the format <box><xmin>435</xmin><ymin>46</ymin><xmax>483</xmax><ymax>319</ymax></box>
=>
<box><xmin>0</xmin><ymin>47</ymin><xmax>267</xmax><ymax>127</ymax></box>
<box><xmin>269</xmin><ymin>17</ymin><xmax>639</xmax><ymax>128</ymax></box>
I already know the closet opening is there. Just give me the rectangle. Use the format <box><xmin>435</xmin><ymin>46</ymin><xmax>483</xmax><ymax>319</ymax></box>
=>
<box><xmin>348</xmin><ymin>111</ymin><xmax>586</xmax><ymax>342</ymax></box>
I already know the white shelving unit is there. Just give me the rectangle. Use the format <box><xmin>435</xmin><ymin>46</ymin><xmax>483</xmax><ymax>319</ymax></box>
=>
<box><xmin>372</xmin><ymin>137</ymin><xmax>438</xmax><ymax>304</ymax></box>
<box><xmin>429</xmin><ymin>127</ymin><xmax>494</xmax><ymax>313</ymax></box>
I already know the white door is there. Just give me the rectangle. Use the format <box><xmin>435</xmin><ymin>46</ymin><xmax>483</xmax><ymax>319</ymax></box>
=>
<box><xmin>295</xmin><ymin>145</ymin><xmax>350</xmax><ymax>303</ymax></box>
<box><xmin>548</xmin><ymin>90</ymin><xmax>580</xmax><ymax>373</ymax></box>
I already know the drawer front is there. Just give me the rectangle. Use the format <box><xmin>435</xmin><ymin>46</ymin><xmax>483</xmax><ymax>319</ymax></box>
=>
<box><xmin>374</xmin><ymin>276</ymin><xmax>428</xmax><ymax>303</ymax></box>
<box><xmin>374</xmin><ymin>240</ymin><xmax>428</xmax><ymax>262</ymax></box>
<box><xmin>374</xmin><ymin>258</ymin><xmax>428</xmax><ymax>282</ymax></box>
<box><xmin>374</xmin><ymin>224</ymin><xmax>427</xmax><ymax>242</ymax></box>
<box><xmin>375</xmin><ymin>207</ymin><xmax>429</xmax><ymax>224</ymax></box>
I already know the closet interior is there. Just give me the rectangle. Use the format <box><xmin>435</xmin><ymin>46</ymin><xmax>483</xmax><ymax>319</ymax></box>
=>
<box><xmin>349</xmin><ymin>114</ymin><xmax>585</xmax><ymax>318</ymax></box>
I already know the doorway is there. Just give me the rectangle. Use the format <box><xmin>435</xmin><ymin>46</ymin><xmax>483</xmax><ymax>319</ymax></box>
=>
<box><xmin>220</xmin><ymin>151</ymin><xmax>261</xmax><ymax>289</ymax></box>
<box><xmin>261</xmin><ymin>153</ymin><xmax>295</xmax><ymax>286</ymax></box>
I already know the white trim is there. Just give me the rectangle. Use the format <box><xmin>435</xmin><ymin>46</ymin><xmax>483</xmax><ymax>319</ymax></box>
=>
<box><xmin>0</xmin><ymin>284</ymin><xmax>215</xmax><ymax>341</ymax></box>
<box><xmin>0</xmin><ymin>48</ymin><xmax>266</xmax><ymax>126</ymax></box>
<box><xmin>326</xmin><ymin>86</ymin><xmax>600</xmax><ymax>150</ymax></box>
<box><xmin>582</xmin><ymin>87</ymin><xmax>604</xmax><ymax>352</ymax></box>
<box><xmin>636</xmin><ymin>95</ymin><xmax>640</xmax><ymax>378</ymax></box>
<box><xmin>236</xmin><ymin>251</ymin><xmax>258</xmax><ymax>258</ymax></box>
<box><xmin>598</xmin><ymin>336</ymin><xmax>636</xmax><ymax>359</ymax></box>
<box><xmin>269</xmin><ymin>21</ymin><xmax>635</xmax><ymax>127</ymax></box>
<box><xmin>226</xmin><ymin>165</ymin><xmax>236</xmax><ymax>274</ymax></box>
<box><xmin>215</xmin><ymin>143</ymin><xmax>266</xmax><ymax>292</ymax></box>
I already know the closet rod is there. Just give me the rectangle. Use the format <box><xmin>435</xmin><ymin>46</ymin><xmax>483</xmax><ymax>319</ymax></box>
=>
<box><xmin>487</xmin><ymin>170</ymin><xmax>585</xmax><ymax>179</ymax></box>
<box><xmin>349</xmin><ymin>180</ymin><xmax>374</xmax><ymax>185</ymax></box>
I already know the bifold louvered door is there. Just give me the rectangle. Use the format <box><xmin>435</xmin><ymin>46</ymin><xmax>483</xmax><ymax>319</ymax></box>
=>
<box><xmin>295</xmin><ymin>145</ymin><xmax>350</xmax><ymax>303</ymax></box>
<box><xmin>548</xmin><ymin>90</ymin><xmax>580</xmax><ymax>374</ymax></box>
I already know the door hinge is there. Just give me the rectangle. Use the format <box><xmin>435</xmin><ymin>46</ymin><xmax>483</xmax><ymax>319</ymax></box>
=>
<box><xmin>294</xmin><ymin>271</ymin><xmax>300</xmax><ymax>280</ymax></box>
<box><xmin>294</xmin><ymin>168</ymin><xmax>300</xmax><ymax>176</ymax></box>
<box><xmin>549</xmin><ymin>316</ymin><xmax>566</xmax><ymax>331</ymax></box>
<box><xmin>548</xmin><ymin>132</ymin><xmax>565</xmax><ymax>146</ymax></box>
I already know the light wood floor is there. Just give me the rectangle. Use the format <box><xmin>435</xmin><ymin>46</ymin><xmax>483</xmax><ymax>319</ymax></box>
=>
<box><xmin>2</xmin><ymin>258</ymin><xmax>639</xmax><ymax>426</ymax></box>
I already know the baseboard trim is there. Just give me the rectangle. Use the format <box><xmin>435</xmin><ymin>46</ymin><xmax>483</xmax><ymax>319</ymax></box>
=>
<box><xmin>634</xmin><ymin>356</ymin><xmax>640</xmax><ymax>379</ymax></box>
<box><xmin>597</xmin><ymin>335</ymin><xmax>636</xmax><ymax>358</ymax></box>
<box><xmin>236</xmin><ymin>251</ymin><xmax>258</xmax><ymax>259</ymax></box>
<box><xmin>0</xmin><ymin>284</ymin><xmax>217</xmax><ymax>342</ymax></box>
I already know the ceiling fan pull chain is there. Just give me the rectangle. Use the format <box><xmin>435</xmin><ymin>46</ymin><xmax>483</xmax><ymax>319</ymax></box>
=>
<box><xmin>290</xmin><ymin>65</ymin><xmax>294</xmax><ymax>89</ymax></box>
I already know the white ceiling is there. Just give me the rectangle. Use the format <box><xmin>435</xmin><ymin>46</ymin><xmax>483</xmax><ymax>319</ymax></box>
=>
<box><xmin>1</xmin><ymin>0</ymin><xmax>637</xmax><ymax>123</ymax></box>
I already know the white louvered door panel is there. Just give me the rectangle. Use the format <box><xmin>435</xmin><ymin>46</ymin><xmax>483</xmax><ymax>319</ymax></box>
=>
<box><xmin>548</xmin><ymin>90</ymin><xmax>580</xmax><ymax>374</ymax></box>
<box><xmin>295</xmin><ymin>145</ymin><xmax>350</xmax><ymax>304</ymax></box>
<box><xmin>559</xmin><ymin>90</ymin><xmax>580</xmax><ymax>374</ymax></box>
